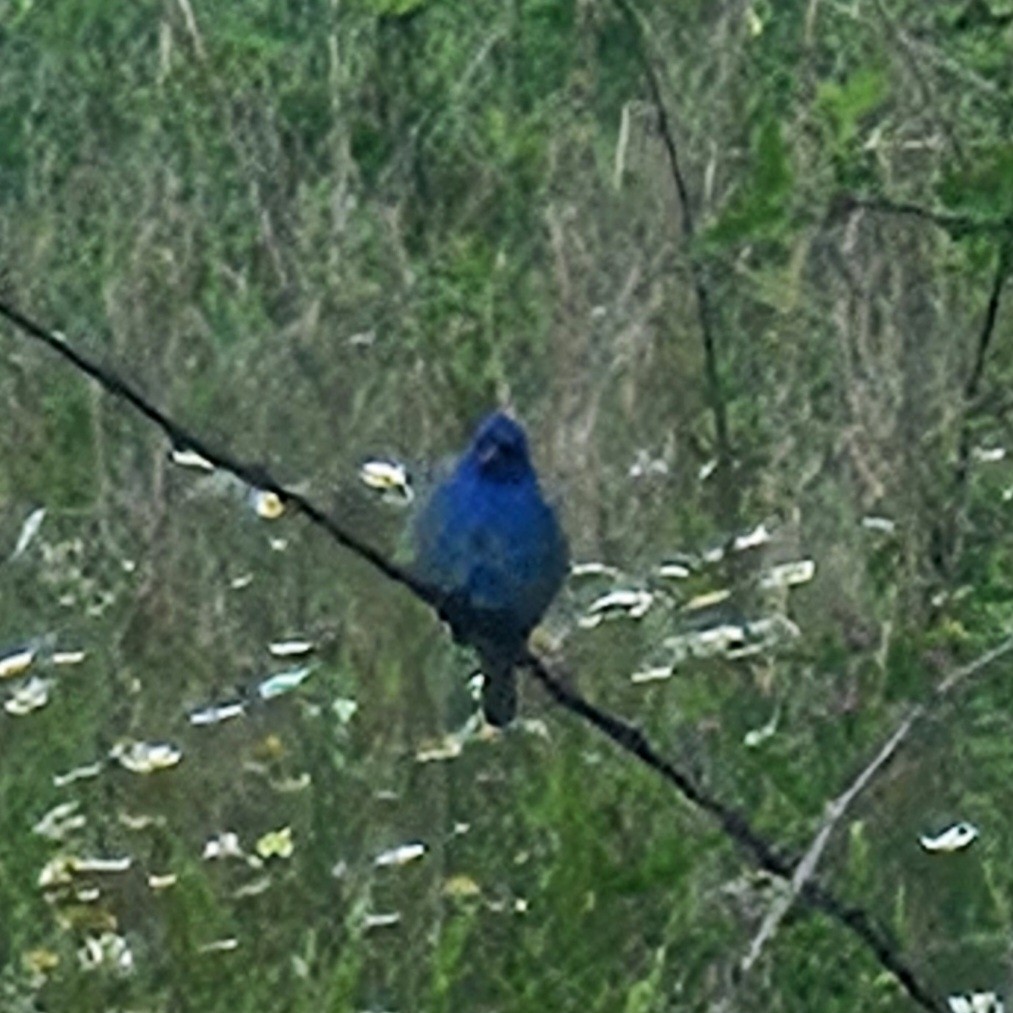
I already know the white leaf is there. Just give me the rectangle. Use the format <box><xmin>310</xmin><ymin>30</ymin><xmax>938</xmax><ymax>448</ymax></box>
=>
<box><xmin>10</xmin><ymin>507</ymin><xmax>46</xmax><ymax>560</ymax></box>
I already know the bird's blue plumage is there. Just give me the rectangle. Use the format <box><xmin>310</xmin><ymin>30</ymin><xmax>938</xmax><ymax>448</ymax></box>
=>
<box><xmin>413</xmin><ymin>412</ymin><xmax>569</xmax><ymax>726</ymax></box>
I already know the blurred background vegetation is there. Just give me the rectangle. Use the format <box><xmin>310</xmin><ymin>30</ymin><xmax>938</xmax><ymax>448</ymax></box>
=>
<box><xmin>1</xmin><ymin>0</ymin><xmax>1012</xmax><ymax>1010</ymax></box>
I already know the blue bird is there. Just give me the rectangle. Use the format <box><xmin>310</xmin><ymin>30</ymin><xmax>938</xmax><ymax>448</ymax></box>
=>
<box><xmin>413</xmin><ymin>412</ymin><xmax>569</xmax><ymax>726</ymax></box>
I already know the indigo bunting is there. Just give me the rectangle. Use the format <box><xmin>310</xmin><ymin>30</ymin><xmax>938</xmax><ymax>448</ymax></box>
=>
<box><xmin>413</xmin><ymin>412</ymin><xmax>569</xmax><ymax>726</ymax></box>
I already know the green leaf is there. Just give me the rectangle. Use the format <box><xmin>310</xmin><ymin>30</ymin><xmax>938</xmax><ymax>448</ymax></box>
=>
<box><xmin>704</xmin><ymin>116</ymin><xmax>793</xmax><ymax>247</ymax></box>
<box><xmin>815</xmin><ymin>65</ymin><xmax>889</xmax><ymax>146</ymax></box>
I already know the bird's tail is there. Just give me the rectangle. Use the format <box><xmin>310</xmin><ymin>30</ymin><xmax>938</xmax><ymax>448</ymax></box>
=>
<box><xmin>479</xmin><ymin>653</ymin><xmax>517</xmax><ymax>727</ymax></box>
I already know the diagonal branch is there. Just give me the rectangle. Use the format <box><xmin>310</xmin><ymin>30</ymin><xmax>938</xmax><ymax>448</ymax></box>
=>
<box><xmin>741</xmin><ymin>710</ymin><xmax>922</xmax><ymax>974</ymax></box>
<box><xmin>522</xmin><ymin>648</ymin><xmax>792</xmax><ymax>873</ymax></box>
<box><xmin>0</xmin><ymin>298</ymin><xmax>442</xmax><ymax>611</ymax></box>
<box><xmin>1</xmin><ymin>298</ymin><xmax>940</xmax><ymax>1011</ymax></box>
<box><xmin>522</xmin><ymin>649</ymin><xmax>942</xmax><ymax>1012</ymax></box>
<box><xmin>839</xmin><ymin>193</ymin><xmax>1012</xmax><ymax>239</ymax></box>
<box><xmin>737</xmin><ymin>630</ymin><xmax>1013</xmax><ymax>979</ymax></box>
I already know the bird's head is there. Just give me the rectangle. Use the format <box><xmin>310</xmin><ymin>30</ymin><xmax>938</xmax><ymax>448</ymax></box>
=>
<box><xmin>467</xmin><ymin>412</ymin><xmax>533</xmax><ymax>482</ymax></box>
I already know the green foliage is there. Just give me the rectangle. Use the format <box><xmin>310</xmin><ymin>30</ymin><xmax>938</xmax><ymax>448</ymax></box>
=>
<box><xmin>623</xmin><ymin>947</ymin><xmax>666</xmax><ymax>1013</ymax></box>
<box><xmin>704</xmin><ymin>115</ymin><xmax>793</xmax><ymax>248</ymax></box>
<box><xmin>427</xmin><ymin>909</ymin><xmax>476</xmax><ymax>1009</ymax></box>
<box><xmin>815</xmin><ymin>65</ymin><xmax>890</xmax><ymax>148</ymax></box>
<box><xmin>2</xmin><ymin>0</ymin><xmax>1013</xmax><ymax>1010</ymax></box>
<box><xmin>938</xmin><ymin>143</ymin><xmax>1013</xmax><ymax>217</ymax></box>
<box><xmin>813</xmin><ymin>64</ymin><xmax>890</xmax><ymax>189</ymax></box>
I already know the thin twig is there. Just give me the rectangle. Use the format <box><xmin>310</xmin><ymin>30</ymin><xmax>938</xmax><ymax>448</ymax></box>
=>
<box><xmin>962</xmin><ymin>242</ymin><xmax>1011</xmax><ymax>406</ymax></box>
<box><xmin>741</xmin><ymin>710</ymin><xmax>921</xmax><ymax>972</ymax></box>
<box><xmin>838</xmin><ymin>193</ymin><xmax>1011</xmax><ymax>238</ymax></box>
<box><xmin>836</xmin><ymin>196</ymin><xmax>1012</xmax><ymax>575</ymax></box>
<box><xmin>738</xmin><ymin>631</ymin><xmax>1013</xmax><ymax>976</ymax></box>
<box><xmin>934</xmin><ymin>627</ymin><xmax>1013</xmax><ymax>697</ymax></box>
<box><xmin>175</xmin><ymin>0</ymin><xmax>206</xmax><ymax>62</ymax></box>
<box><xmin>611</xmin><ymin>0</ymin><xmax>732</xmax><ymax>483</ymax></box>
<box><xmin>946</xmin><ymin>241</ymin><xmax>1011</xmax><ymax>572</ymax></box>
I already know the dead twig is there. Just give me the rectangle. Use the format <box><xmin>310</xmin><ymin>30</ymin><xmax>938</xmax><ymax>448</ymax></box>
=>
<box><xmin>175</xmin><ymin>0</ymin><xmax>206</xmax><ymax>63</ymax></box>
<box><xmin>737</xmin><ymin>631</ymin><xmax>1013</xmax><ymax>978</ymax></box>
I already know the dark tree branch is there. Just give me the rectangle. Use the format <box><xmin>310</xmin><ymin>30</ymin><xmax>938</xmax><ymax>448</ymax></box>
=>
<box><xmin>611</xmin><ymin>0</ymin><xmax>732</xmax><ymax>492</ymax></box>
<box><xmin>835</xmin><ymin>195</ymin><xmax>1013</xmax><ymax>577</ymax></box>
<box><xmin>944</xmin><ymin>240</ymin><xmax>1011</xmax><ymax>574</ymax></box>
<box><xmin>0</xmin><ymin>299</ymin><xmax>442</xmax><ymax>611</ymax></box>
<box><xmin>963</xmin><ymin>240</ymin><xmax>1011</xmax><ymax>405</ymax></box>
<box><xmin>0</xmin><ymin>298</ymin><xmax>941</xmax><ymax>1011</ymax></box>
<box><xmin>522</xmin><ymin>650</ymin><xmax>943</xmax><ymax>1013</ymax></box>
<box><xmin>521</xmin><ymin>648</ymin><xmax>790</xmax><ymax>871</ymax></box>
<box><xmin>838</xmin><ymin>193</ymin><xmax>1012</xmax><ymax>239</ymax></box>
